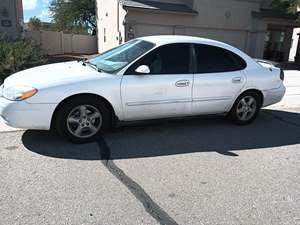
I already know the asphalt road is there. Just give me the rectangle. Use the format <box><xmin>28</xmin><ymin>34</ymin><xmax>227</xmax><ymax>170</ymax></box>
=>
<box><xmin>1</xmin><ymin>71</ymin><xmax>300</xmax><ymax>225</ymax></box>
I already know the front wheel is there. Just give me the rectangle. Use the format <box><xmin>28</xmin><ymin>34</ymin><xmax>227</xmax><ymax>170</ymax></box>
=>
<box><xmin>55</xmin><ymin>97</ymin><xmax>111</xmax><ymax>143</ymax></box>
<box><xmin>228</xmin><ymin>92</ymin><xmax>261</xmax><ymax>125</ymax></box>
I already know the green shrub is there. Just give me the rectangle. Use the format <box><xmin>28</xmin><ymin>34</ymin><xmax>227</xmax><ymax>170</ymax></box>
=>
<box><xmin>0</xmin><ymin>39</ymin><xmax>47</xmax><ymax>83</ymax></box>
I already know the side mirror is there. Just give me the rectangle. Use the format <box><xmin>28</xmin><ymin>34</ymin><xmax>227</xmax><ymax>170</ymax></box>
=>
<box><xmin>135</xmin><ymin>65</ymin><xmax>150</xmax><ymax>74</ymax></box>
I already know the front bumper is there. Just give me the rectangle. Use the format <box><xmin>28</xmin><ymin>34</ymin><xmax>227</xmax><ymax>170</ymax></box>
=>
<box><xmin>0</xmin><ymin>114</ymin><xmax>9</xmax><ymax>126</ymax></box>
<box><xmin>0</xmin><ymin>97</ymin><xmax>15</xmax><ymax>125</ymax></box>
<box><xmin>0</xmin><ymin>97</ymin><xmax>57</xmax><ymax>130</ymax></box>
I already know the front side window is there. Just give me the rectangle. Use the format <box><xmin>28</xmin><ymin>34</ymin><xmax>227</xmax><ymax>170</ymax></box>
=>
<box><xmin>195</xmin><ymin>44</ymin><xmax>247</xmax><ymax>73</ymax></box>
<box><xmin>126</xmin><ymin>43</ymin><xmax>191</xmax><ymax>75</ymax></box>
<box><xmin>88</xmin><ymin>40</ymin><xmax>155</xmax><ymax>73</ymax></box>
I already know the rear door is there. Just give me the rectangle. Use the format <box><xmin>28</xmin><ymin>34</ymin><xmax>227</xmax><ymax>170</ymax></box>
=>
<box><xmin>191</xmin><ymin>44</ymin><xmax>247</xmax><ymax>115</ymax></box>
<box><xmin>121</xmin><ymin>43</ymin><xmax>193</xmax><ymax>121</ymax></box>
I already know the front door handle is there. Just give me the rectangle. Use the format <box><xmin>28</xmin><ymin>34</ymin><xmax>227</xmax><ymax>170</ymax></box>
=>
<box><xmin>232</xmin><ymin>77</ymin><xmax>242</xmax><ymax>83</ymax></box>
<box><xmin>175</xmin><ymin>80</ymin><xmax>190</xmax><ymax>87</ymax></box>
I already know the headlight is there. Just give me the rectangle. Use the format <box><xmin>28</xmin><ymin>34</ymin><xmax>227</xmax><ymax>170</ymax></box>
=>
<box><xmin>3</xmin><ymin>86</ymin><xmax>38</xmax><ymax>101</ymax></box>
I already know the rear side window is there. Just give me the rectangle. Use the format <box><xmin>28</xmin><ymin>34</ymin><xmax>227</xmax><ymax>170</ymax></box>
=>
<box><xmin>195</xmin><ymin>44</ymin><xmax>247</xmax><ymax>73</ymax></box>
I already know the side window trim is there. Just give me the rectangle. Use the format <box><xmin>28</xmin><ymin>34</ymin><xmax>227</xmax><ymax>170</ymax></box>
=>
<box><xmin>190</xmin><ymin>44</ymin><xmax>197</xmax><ymax>73</ymax></box>
<box><xmin>124</xmin><ymin>43</ymin><xmax>194</xmax><ymax>75</ymax></box>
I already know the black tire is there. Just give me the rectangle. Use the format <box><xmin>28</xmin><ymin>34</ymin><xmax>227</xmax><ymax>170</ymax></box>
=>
<box><xmin>54</xmin><ymin>96</ymin><xmax>111</xmax><ymax>143</ymax></box>
<box><xmin>228</xmin><ymin>91</ymin><xmax>261</xmax><ymax>125</ymax></box>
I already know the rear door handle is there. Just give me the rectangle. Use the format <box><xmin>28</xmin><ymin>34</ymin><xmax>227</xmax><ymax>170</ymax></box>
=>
<box><xmin>232</xmin><ymin>77</ymin><xmax>242</xmax><ymax>83</ymax></box>
<box><xmin>175</xmin><ymin>80</ymin><xmax>190</xmax><ymax>87</ymax></box>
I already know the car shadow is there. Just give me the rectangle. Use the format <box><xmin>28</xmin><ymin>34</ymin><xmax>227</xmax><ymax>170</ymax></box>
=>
<box><xmin>22</xmin><ymin>109</ymin><xmax>300</xmax><ymax>160</ymax></box>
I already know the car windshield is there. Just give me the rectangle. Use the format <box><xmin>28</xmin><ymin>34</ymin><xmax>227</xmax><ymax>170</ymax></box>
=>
<box><xmin>88</xmin><ymin>40</ymin><xmax>155</xmax><ymax>73</ymax></box>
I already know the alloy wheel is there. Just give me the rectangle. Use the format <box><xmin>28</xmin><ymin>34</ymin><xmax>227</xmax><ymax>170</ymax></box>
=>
<box><xmin>66</xmin><ymin>105</ymin><xmax>102</xmax><ymax>138</ymax></box>
<box><xmin>236</xmin><ymin>96</ymin><xmax>257</xmax><ymax>121</ymax></box>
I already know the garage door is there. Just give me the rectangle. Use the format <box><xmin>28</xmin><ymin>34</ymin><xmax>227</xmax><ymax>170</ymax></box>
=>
<box><xmin>134</xmin><ymin>24</ymin><xmax>174</xmax><ymax>38</ymax></box>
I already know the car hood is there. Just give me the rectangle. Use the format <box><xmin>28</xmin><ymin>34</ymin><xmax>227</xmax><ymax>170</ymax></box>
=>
<box><xmin>3</xmin><ymin>61</ymin><xmax>105</xmax><ymax>88</ymax></box>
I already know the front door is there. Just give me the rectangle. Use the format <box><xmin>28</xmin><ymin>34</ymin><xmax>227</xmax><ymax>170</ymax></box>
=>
<box><xmin>121</xmin><ymin>43</ymin><xmax>193</xmax><ymax>121</ymax></box>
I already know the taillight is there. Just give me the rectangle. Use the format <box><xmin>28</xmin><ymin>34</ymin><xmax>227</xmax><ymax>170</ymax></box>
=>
<box><xmin>280</xmin><ymin>69</ymin><xmax>284</xmax><ymax>81</ymax></box>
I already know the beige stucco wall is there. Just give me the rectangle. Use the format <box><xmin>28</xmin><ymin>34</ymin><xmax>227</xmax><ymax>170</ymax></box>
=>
<box><xmin>282</xmin><ymin>28</ymin><xmax>294</xmax><ymax>61</ymax></box>
<box><xmin>123</xmin><ymin>0</ymin><xmax>266</xmax><ymax>57</ymax></box>
<box><xmin>0</xmin><ymin>0</ymin><xmax>23</xmax><ymax>39</ymax></box>
<box><xmin>96</xmin><ymin>0</ymin><xmax>127</xmax><ymax>53</ymax></box>
<box><xmin>289</xmin><ymin>28</ymin><xmax>300</xmax><ymax>61</ymax></box>
<box><xmin>96</xmin><ymin>0</ymin><xmax>294</xmax><ymax>60</ymax></box>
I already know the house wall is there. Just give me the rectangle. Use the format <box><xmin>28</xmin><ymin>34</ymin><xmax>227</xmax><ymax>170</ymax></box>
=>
<box><xmin>124</xmin><ymin>0</ymin><xmax>266</xmax><ymax>57</ymax></box>
<box><xmin>96</xmin><ymin>0</ymin><xmax>295</xmax><ymax>60</ymax></box>
<box><xmin>282</xmin><ymin>28</ymin><xmax>294</xmax><ymax>61</ymax></box>
<box><xmin>0</xmin><ymin>0</ymin><xmax>23</xmax><ymax>39</ymax></box>
<box><xmin>289</xmin><ymin>28</ymin><xmax>300</xmax><ymax>61</ymax></box>
<box><xmin>96</xmin><ymin>0</ymin><xmax>127</xmax><ymax>53</ymax></box>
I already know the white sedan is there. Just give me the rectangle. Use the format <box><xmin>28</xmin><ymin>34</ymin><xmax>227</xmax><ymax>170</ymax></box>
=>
<box><xmin>0</xmin><ymin>35</ymin><xmax>285</xmax><ymax>143</ymax></box>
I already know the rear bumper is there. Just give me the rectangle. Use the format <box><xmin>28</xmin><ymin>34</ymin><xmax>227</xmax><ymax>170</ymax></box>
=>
<box><xmin>0</xmin><ymin>97</ymin><xmax>57</xmax><ymax>130</ymax></box>
<box><xmin>262</xmin><ymin>84</ymin><xmax>286</xmax><ymax>107</ymax></box>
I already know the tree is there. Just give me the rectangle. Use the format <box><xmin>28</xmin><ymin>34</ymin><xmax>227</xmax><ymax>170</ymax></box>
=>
<box><xmin>0</xmin><ymin>39</ymin><xmax>46</xmax><ymax>82</ymax></box>
<box><xmin>271</xmin><ymin>0</ymin><xmax>300</xmax><ymax>15</ymax></box>
<box><xmin>27</xmin><ymin>17</ymin><xmax>42</xmax><ymax>31</ymax></box>
<box><xmin>288</xmin><ymin>0</ymin><xmax>300</xmax><ymax>14</ymax></box>
<box><xmin>49</xmin><ymin>0</ymin><xmax>96</xmax><ymax>34</ymax></box>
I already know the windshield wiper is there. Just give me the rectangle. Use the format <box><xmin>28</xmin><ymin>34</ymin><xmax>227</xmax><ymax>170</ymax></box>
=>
<box><xmin>81</xmin><ymin>61</ymin><xmax>103</xmax><ymax>72</ymax></box>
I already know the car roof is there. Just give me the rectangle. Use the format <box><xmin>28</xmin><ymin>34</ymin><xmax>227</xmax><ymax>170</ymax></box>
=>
<box><xmin>138</xmin><ymin>35</ymin><xmax>227</xmax><ymax>47</ymax></box>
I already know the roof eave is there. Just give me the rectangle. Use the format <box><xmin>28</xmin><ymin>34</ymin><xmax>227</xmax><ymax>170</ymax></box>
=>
<box><xmin>123</xmin><ymin>6</ymin><xmax>198</xmax><ymax>16</ymax></box>
<box><xmin>252</xmin><ymin>10</ymin><xmax>298</xmax><ymax>20</ymax></box>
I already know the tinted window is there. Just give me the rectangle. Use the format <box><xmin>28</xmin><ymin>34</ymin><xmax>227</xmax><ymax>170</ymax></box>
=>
<box><xmin>195</xmin><ymin>44</ymin><xmax>246</xmax><ymax>73</ymax></box>
<box><xmin>126</xmin><ymin>44</ymin><xmax>191</xmax><ymax>75</ymax></box>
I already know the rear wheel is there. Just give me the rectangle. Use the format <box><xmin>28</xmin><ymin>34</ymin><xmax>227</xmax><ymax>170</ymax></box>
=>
<box><xmin>55</xmin><ymin>97</ymin><xmax>111</xmax><ymax>143</ymax></box>
<box><xmin>228</xmin><ymin>92</ymin><xmax>261</xmax><ymax>125</ymax></box>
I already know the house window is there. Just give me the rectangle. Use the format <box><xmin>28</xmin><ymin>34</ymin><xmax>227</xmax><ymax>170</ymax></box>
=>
<box><xmin>1</xmin><ymin>20</ymin><xmax>12</xmax><ymax>27</ymax></box>
<box><xmin>0</xmin><ymin>7</ymin><xmax>9</xmax><ymax>18</ymax></box>
<box><xmin>104</xmin><ymin>28</ymin><xmax>106</xmax><ymax>43</ymax></box>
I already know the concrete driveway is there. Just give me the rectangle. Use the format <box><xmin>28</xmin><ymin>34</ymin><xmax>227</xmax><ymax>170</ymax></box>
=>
<box><xmin>1</xmin><ymin>71</ymin><xmax>300</xmax><ymax>225</ymax></box>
